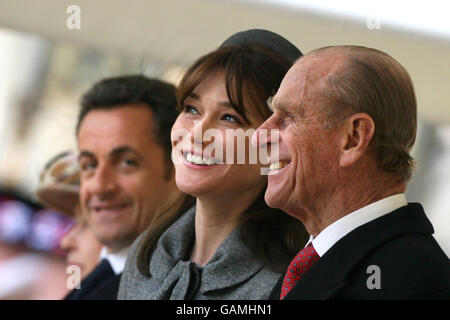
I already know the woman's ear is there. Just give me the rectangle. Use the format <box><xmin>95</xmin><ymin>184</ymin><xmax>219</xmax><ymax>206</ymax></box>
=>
<box><xmin>339</xmin><ymin>113</ymin><xmax>375</xmax><ymax>168</ymax></box>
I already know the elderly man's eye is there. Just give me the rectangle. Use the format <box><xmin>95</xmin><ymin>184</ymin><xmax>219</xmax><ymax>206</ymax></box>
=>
<box><xmin>284</xmin><ymin>114</ymin><xmax>294</xmax><ymax>123</ymax></box>
<box><xmin>273</xmin><ymin>111</ymin><xmax>293</xmax><ymax>128</ymax></box>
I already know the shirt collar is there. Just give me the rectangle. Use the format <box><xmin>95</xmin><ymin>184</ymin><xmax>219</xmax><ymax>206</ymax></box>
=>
<box><xmin>99</xmin><ymin>245</ymin><xmax>130</xmax><ymax>275</ymax></box>
<box><xmin>309</xmin><ymin>193</ymin><xmax>407</xmax><ymax>257</ymax></box>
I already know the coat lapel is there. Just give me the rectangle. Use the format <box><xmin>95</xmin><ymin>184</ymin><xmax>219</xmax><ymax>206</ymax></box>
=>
<box><xmin>201</xmin><ymin>226</ymin><xmax>265</xmax><ymax>293</ymax></box>
<box><xmin>64</xmin><ymin>259</ymin><xmax>115</xmax><ymax>300</ymax></box>
<box><xmin>284</xmin><ymin>203</ymin><xmax>433</xmax><ymax>300</ymax></box>
<box><xmin>149</xmin><ymin>205</ymin><xmax>266</xmax><ymax>297</ymax></box>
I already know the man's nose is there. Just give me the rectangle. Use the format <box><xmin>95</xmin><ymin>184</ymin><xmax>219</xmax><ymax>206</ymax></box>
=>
<box><xmin>86</xmin><ymin>164</ymin><xmax>117</xmax><ymax>196</ymax></box>
<box><xmin>251</xmin><ymin>115</ymin><xmax>277</xmax><ymax>149</ymax></box>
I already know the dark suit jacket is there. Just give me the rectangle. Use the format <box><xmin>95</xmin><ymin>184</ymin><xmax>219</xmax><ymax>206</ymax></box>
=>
<box><xmin>64</xmin><ymin>259</ymin><xmax>121</xmax><ymax>300</ymax></box>
<box><xmin>270</xmin><ymin>203</ymin><xmax>450</xmax><ymax>300</ymax></box>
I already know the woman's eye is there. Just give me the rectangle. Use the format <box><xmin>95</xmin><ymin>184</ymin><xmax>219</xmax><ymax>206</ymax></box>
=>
<box><xmin>222</xmin><ymin>114</ymin><xmax>241</xmax><ymax>124</ymax></box>
<box><xmin>183</xmin><ymin>105</ymin><xmax>198</xmax><ymax>115</ymax></box>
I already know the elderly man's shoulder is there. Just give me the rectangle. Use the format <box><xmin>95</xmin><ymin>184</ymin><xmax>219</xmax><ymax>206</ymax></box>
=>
<box><xmin>374</xmin><ymin>232</ymin><xmax>448</xmax><ymax>277</ymax></box>
<box><xmin>348</xmin><ymin>232</ymin><xmax>450</xmax><ymax>299</ymax></box>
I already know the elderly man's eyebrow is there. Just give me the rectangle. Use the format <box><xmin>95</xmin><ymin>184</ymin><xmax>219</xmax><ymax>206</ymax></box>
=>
<box><xmin>267</xmin><ymin>96</ymin><xmax>275</xmax><ymax>112</ymax></box>
<box><xmin>267</xmin><ymin>96</ymin><xmax>289</xmax><ymax>113</ymax></box>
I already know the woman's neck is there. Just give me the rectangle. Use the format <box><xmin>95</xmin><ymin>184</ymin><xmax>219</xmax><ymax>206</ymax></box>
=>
<box><xmin>189</xmin><ymin>187</ymin><xmax>263</xmax><ymax>266</ymax></box>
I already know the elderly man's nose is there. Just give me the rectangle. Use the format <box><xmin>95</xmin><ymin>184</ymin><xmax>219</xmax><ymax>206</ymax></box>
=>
<box><xmin>252</xmin><ymin>116</ymin><xmax>276</xmax><ymax>148</ymax></box>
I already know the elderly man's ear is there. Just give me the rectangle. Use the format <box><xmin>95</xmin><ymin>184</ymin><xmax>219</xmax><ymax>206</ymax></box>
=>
<box><xmin>339</xmin><ymin>113</ymin><xmax>375</xmax><ymax>168</ymax></box>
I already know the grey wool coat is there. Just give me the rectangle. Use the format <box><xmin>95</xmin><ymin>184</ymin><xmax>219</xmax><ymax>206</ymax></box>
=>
<box><xmin>118</xmin><ymin>206</ymin><xmax>282</xmax><ymax>300</ymax></box>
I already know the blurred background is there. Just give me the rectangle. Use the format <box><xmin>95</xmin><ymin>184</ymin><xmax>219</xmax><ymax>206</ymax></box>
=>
<box><xmin>0</xmin><ymin>0</ymin><xmax>448</xmax><ymax>299</ymax></box>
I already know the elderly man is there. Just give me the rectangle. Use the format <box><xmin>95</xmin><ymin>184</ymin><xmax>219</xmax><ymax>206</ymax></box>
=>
<box><xmin>255</xmin><ymin>46</ymin><xmax>450</xmax><ymax>299</ymax></box>
<box><xmin>64</xmin><ymin>75</ymin><xmax>182</xmax><ymax>299</ymax></box>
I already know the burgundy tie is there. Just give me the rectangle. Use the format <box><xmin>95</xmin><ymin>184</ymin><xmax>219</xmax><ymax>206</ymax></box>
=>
<box><xmin>280</xmin><ymin>243</ymin><xmax>320</xmax><ymax>299</ymax></box>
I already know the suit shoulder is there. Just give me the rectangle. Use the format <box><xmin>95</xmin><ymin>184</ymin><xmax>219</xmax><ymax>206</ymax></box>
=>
<box><xmin>368</xmin><ymin>232</ymin><xmax>449</xmax><ymax>268</ymax></box>
<box><xmin>359</xmin><ymin>233</ymin><xmax>450</xmax><ymax>298</ymax></box>
<box><xmin>84</xmin><ymin>274</ymin><xmax>122</xmax><ymax>300</ymax></box>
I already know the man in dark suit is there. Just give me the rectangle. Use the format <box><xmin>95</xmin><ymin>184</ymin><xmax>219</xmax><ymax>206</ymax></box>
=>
<box><xmin>254</xmin><ymin>45</ymin><xmax>450</xmax><ymax>299</ymax></box>
<box><xmin>64</xmin><ymin>75</ymin><xmax>181</xmax><ymax>299</ymax></box>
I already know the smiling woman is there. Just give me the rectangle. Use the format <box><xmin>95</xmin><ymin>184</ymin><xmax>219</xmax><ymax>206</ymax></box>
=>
<box><xmin>171</xmin><ymin>69</ymin><xmax>266</xmax><ymax>198</ymax></box>
<box><xmin>118</xmin><ymin>29</ymin><xmax>309</xmax><ymax>300</ymax></box>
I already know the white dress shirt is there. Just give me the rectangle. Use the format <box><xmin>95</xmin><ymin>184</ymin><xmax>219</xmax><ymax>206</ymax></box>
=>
<box><xmin>306</xmin><ymin>193</ymin><xmax>408</xmax><ymax>257</ymax></box>
<box><xmin>99</xmin><ymin>246</ymin><xmax>130</xmax><ymax>275</ymax></box>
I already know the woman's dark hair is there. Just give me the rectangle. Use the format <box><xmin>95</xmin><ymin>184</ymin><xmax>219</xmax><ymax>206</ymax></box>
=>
<box><xmin>240</xmin><ymin>191</ymin><xmax>308</xmax><ymax>273</ymax></box>
<box><xmin>136</xmin><ymin>45</ymin><xmax>308</xmax><ymax>277</ymax></box>
<box><xmin>177</xmin><ymin>45</ymin><xmax>290</xmax><ymax>123</ymax></box>
<box><xmin>137</xmin><ymin>191</ymin><xmax>195</xmax><ymax>277</ymax></box>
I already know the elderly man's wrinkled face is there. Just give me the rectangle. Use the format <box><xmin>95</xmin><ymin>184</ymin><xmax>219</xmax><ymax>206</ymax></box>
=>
<box><xmin>254</xmin><ymin>53</ymin><xmax>345</xmax><ymax>216</ymax></box>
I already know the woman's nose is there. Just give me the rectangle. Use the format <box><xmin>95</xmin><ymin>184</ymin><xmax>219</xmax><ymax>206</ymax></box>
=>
<box><xmin>189</xmin><ymin>118</ymin><xmax>219</xmax><ymax>149</ymax></box>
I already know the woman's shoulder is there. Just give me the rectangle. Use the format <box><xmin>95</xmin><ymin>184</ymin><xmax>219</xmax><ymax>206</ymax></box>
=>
<box><xmin>203</xmin><ymin>264</ymin><xmax>282</xmax><ymax>300</ymax></box>
<box><xmin>117</xmin><ymin>232</ymin><xmax>149</xmax><ymax>299</ymax></box>
<box><xmin>118</xmin><ymin>207</ymin><xmax>197</xmax><ymax>299</ymax></box>
<box><xmin>254</xmin><ymin>264</ymin><xmax>283</xmax><ymax>287</ymax></box>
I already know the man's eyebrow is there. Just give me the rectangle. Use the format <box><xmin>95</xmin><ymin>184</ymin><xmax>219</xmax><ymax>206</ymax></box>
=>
<box><xmin>109</xmin><ymin>145</ymin><xmax>141</xmax><ymax>159</ymax></box>
<box><xmin>267</xmin><ymin>96</ymin><xmax>275</xmax><ymax>112</ymax></box>
<box><xmin>267</xmin><ymin>96</ymin><xmax>288</xmax><ymax>113</ymax></box>
<box><xmin>78</xmin><ymin>146</ymin><xmax>142</xmax><ymax>161</ymax></box>
<box><xmin>78</xmin><ymin>150</ymin><xmax>95</xmax><ymax>161</ymax></box>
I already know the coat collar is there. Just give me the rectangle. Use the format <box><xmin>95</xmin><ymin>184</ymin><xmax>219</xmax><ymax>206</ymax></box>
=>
<box><xmin>285</xmin><ymin>203</ymin><xmax>434</xmax><ymax>299</ymax></box>
<box><xmin>200</xmin><ymin>225</ymin><xmax>265</xmax><ymax>293</ymax></box>
<box><xmin>149</xmin><ymin>205</ymin><xmax>265</xmax><ymax>297</ymax></box>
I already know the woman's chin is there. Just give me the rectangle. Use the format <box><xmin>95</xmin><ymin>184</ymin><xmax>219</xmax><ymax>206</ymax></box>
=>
<box><xmin>175</xmin><ymin>179</ymin><xmax>209</xmax><ymax>198</ymax></box>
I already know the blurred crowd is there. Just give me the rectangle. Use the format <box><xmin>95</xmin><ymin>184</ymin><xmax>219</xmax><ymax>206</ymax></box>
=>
<box><xmin>0</xmin><ymin>190</ymin><xmax>71</xmax><ymax>299</ymax></box>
